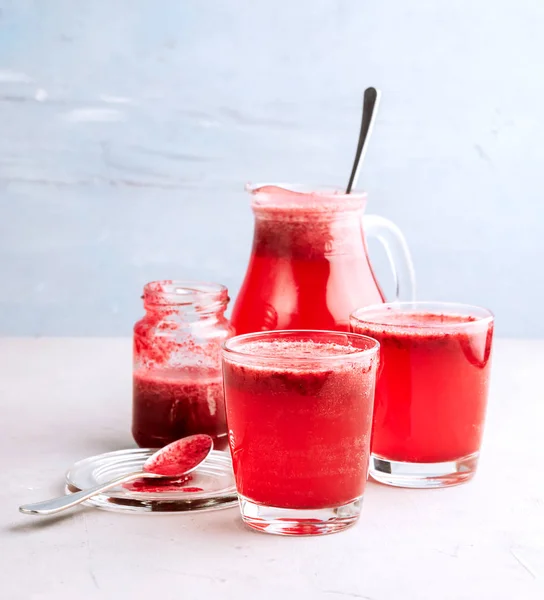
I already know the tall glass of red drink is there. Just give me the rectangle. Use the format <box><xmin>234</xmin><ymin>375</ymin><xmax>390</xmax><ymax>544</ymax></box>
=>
<box><xmin>350</xmin><ymin>302</ymin><xmax>494</xmax><ymax>488</ymax></box>
<box><xmin>222</xmin><ymin>330</ymin><xmax>379</xmax><ymax>536</ymax></box>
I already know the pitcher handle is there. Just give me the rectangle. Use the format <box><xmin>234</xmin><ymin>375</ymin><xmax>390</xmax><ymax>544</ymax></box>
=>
<box><xmin>363</xmin><ymin>214</ymin><xmax>416</xmax><ymax>301</ymax></box>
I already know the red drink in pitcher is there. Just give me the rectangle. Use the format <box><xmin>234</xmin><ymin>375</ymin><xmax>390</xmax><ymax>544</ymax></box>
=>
<box><xmin>231</xmin><ymin>185</ymin><xmax>415</xmax><ymax>334</ymax></box>
<box><xmin>350</xmin><ymin>302</ymin><xmax>494</xmax><ymax>488</ymax></box>
<box><xmin>222</xmin><ymin>330</ymin><xmax>379</xmax><ymax>536</ymax></box>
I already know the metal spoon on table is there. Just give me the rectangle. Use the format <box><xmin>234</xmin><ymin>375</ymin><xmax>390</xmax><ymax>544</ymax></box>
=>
<box><xmin>345</xmin><ymin>87</ymin><xmax>382</xmax><ymax>193</ymax></box>
<box><xmin>19</xmin><ymin>434</ymin><xmax>213</xmax><ymax>516</ymax></box>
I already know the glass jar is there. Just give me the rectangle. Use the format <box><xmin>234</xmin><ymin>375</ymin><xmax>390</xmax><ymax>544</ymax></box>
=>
<box><xmin>132</xmin><ymin>280</ymin><xmax>232</xmax><ymax>451</ymax></box>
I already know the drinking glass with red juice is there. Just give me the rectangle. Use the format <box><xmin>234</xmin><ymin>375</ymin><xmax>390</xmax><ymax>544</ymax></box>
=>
<box><xmin>222</xmin><ymin>330</ymin><xmax>379</xmax><ymax>536</ymax></box>
<box><xmin>350</xmin><ymin>302</ymin><xmax>494</xmax><ymax>488</ymax></box>
<box><xmin>132</xmin><ymin>281</ymin><xmax>233</xmax><ymax>450</ymax></box>
<box><xmin>230</xmin><ymin>184</ymin><xmax>415</xmax><ymax>333</ymax></box>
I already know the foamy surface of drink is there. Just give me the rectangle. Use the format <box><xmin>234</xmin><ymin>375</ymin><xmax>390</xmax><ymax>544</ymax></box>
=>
<box><xmin>225</xmin><ymin>338</ymin><xmax>376</xmax><ymax>374</ymax></box>
<box><xmin>352</xmin><ymin>311</ymin><xmax>484</xmax><ymax>338</ymax></box>
<box><xmin>240</xmin><ymin>339</ymin><xmax>360</xmax><ymax>357</ymax></box>
<box><xmin>251</xmin><ymin>185</ymin><xmax>364</xmax><ymax>219</ymax></box>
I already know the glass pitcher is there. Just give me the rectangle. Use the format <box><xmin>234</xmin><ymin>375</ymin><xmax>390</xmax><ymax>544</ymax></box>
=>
<box><xmin>230</xmin><ymin>184</ymin><xmax>415</xmax><ymax>334</ymax></box>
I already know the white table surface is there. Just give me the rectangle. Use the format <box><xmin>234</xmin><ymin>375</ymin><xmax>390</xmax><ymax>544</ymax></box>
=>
<box><xmin>1</xmin><ymin>338</ymin><xmax>543</xmax><ymax>600</ymax></box>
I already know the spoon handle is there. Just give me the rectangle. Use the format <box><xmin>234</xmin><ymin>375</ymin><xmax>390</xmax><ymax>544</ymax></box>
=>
<box><xmin>19</xmin><ymin>471</ymin><xmax>147</xmax><ymax>516</ymax></box>
<box><xmin>345</xmin><ymin>87</ymin><xmax>382</xmax><ymax>194</ymax></box>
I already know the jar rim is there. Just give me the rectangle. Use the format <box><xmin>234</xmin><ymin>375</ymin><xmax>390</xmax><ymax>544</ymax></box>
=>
<box><xmin>143</xmin><ymin>280</ymin><xmax>228</xmax><ymax>306</ymax></box>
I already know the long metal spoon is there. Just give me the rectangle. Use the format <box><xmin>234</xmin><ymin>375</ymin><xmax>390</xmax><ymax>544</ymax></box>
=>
<box><xmin>19</xmin><ymin>434</ymin><xmax>213</xmax><ymax>516</ymax></box>
<box><xmin>345</xmin><ymin>87</ymin><xmax>382</xmax><ymax>193</ymax></box>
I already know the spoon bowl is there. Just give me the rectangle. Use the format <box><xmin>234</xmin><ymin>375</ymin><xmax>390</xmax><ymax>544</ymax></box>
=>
<box><xmin>143</xmin><ymin>434</ymin><xmax>213</xmax><ymax>477</ymax></box>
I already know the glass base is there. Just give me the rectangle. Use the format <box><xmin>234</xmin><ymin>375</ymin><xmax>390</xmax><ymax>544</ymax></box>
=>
<box><xmin>238</xmin><ymin>496</ymin><xmax>363</xmax><ymax>536</ymax></box>
<box><xmin>369</xmin><ymin>452</ymin><xmax>479</xmax><ymax>488</ymax></box>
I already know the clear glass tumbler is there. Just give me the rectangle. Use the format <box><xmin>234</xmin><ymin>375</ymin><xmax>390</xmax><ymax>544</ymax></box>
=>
<box><xmin>350</xmin><ymin>302</ymin><xmax>494</xmax><ymax>488</ymax></box>
<box><xmin>222</xmin><ymin>330</ymin><xmax>379</xmax><ymax>536</ymax></box>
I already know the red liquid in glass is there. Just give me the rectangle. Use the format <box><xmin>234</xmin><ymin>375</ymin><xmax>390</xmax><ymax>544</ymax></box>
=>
<box><xmin>132</xmin><ymin>370</ymin><xmax>228</xmax><ymax>450</ymax></box>
<box><xmin>231</xmin><ymin>192</ymin><xmax>384</xmax><ymax>334</ymax></box>
<box><xmin>223</xmin><ymin>341</ymin><xmax>376</xmax><ymax>509</ymax></box>
<box><xmin>351</xmin><ymin>313</ymin><xmax>493</xmax><ymax>463</ymax></box>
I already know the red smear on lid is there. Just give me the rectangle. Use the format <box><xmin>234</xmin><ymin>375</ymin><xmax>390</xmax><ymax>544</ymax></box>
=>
<box><xmin>123</xmin><ymin>474</ymin><xmax>192</xmax><ymax>493</ymax></box>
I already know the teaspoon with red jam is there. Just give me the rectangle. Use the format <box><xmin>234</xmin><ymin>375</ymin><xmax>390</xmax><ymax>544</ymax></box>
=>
<box><xmin>19</xmin><ymin>434</ymin><xmax>213</xmax><ymax>516</ymax></box>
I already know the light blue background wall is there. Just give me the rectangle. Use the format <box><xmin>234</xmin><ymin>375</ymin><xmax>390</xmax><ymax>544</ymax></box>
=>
<box><xmin>0</xmin><ymin>0</ymin><xmax>541</xmax><ymax>337</ymax></box>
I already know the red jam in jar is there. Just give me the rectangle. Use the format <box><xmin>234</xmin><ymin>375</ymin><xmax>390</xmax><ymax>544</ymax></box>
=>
<box><xmin>132</xmin><ymin>281</ymin><xmax>232</xmax><ymax>450</ymax></box>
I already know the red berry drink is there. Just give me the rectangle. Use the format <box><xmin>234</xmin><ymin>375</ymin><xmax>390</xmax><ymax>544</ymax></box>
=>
<box><xmin>231</xmin><ymin>185</ymin><xmax>386</xmax><ymax>333</ymax></box>
<box><xmin>222</xmin><ymin>330</ymin><xmax>379</xmax><ymax>536</ymax></box>
<box><xmin>350</xmin><ymin>302</ymin><xmax>494</xmax><ymax>488</ymax></box>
